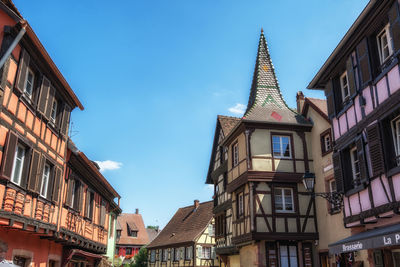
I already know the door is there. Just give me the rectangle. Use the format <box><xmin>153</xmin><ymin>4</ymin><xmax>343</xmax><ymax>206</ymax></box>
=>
<box><xmin>373</xmin><ymin>250</ymin><xmax>384</xmax><ymax>267</ymax></box>
<box><xmin>280</xmin><ymin>244</ymin><xmax>298</xmax><ymax>267</ymax></box>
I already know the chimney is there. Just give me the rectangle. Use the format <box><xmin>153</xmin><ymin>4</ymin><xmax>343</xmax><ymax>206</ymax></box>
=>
<box><xmin>194</xmin><ymin>200</ymin><xmax>200</xmax><ymax>210</ymax></box>
<box><xmin>296</xmin><ymin>91</ymin><xmax>305</xmax><ymax>113</ymax></box>
<box><xmin>135</xmin><ymin>209</ymin><xmax>139</xmax><ymax>214</ymax></box>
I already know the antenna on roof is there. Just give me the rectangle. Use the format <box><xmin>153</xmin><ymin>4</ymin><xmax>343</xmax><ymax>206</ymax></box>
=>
<box><xmin>261</xmin><ymin>27</ymin><xmax>264</xmax><ymax>34</ymax></box>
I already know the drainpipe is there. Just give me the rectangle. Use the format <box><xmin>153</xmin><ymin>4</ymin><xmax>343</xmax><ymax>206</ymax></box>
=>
<box><xmin>0</xmin><ymin>21</ymin><xmax>27</xmax><ymax>69</ymax></box>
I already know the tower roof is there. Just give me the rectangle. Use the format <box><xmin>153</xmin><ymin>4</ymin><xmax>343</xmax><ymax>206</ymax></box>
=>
<box><xmin>243</xmin><ymin>30</ymin><xmax>311</xmax><ymax>126</ymax></box>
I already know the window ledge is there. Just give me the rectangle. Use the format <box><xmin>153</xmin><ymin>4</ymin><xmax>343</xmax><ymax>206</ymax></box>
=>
<box><xmin>336</xmin><ymin>99</ymin><xmax>354</xmax><ymax>118</ymax></box>
<box><xmin>345</xmin><ymin>183</ymin><xmax>367</xmax><ymax>197</ymax></box>
<box><xmin>387</xmin><ymin>166</ymin><xmax>400</xmax><ymax>178</ymax></box>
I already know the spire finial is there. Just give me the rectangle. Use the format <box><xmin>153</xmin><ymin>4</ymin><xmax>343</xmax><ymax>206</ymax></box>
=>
<box><xmin>261</xmin><ymin>27</ymin><xmax>264</xmax><ymax>34</ymax></box>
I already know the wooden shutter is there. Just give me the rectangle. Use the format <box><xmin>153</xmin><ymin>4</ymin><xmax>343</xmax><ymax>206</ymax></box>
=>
<box><xmin>38</xmin><ymin>76</ymin><xmax>50</xmax><ymax>115</ymax></box>
<box><xmin>356</xmin><ymin>38</ymin><xmax>372</xmax><ymax>87</ymax></box>
<box><xmin>367</xmin><ymin>123</ymin><xmax>385</xmax><ymax>176</ymax></box>
<box><xmin>44</xmin><ymin>86</ymin><xmax>55</xmax><ymax>119</ymax></box>
<box><xmin>65</xmin><ymin>178</ymin><xmax>74</xmax><ymax>207</ymax></box>
<box><xmin>0</xmin><ymin>131</ymin><xmax>18</xmax><ymax>180</ymax></box>
<box><xmin>85</xmin><ymin>189</ymin><xmax>90</xmax><ymax>217</ymax></box>
<box><xmin>389</xmin><ymin>1</ymin><xmax>400</xmax><ymax>53</ymax></box>
<box><xmin>356</xmin><ymin>135</ymin><xmax>368</xmax><ymax>182</ymax></box>
<box><xmin>325</xmin><ymin>80</ymin><xmax>335</xmax><ymax>118</ymax></box>
<box><xmin>77</xmin><ymin>182</ymin><xmax>83</xmax><ymax>212</ymax></box>
<box><xmin>20</xmin><ymin>149</ymin><xmax>32</xmax><ymax>189</ymax></box>
<box><xmin>27</xmin><ymin>150</ymin><xmax>41</xmax><ymax>192</ymax></box>
<box><xmin>15</xmin><ymin>49</ymin><xmax>30</xmax><ymax>93</ymax></box>
<box><xmin>347</xmin><ymin>56</ymin><xmax>356</xmax><ymax>97</ymax></box>
<box><xmin>302</xmin><ymin>243</ymin><xmax>313</xmax><ymax>267</ymax></box>
<box><xmin>266</xmin><ymin>242</ymin><xmax>278</xmax><ymax>267</ymax></box>
<box><xmin>196</xmin><ymin>246</ymin><xmax>202</xmax><ymax>259</ymax></box>
<box><xmin>100</xmin><ymin>200</ymin><xmax>106</xmax><ymax>226</ymax></box>
<box><xmin>332</xmin><ymin>77</ymin><xmax>343</xmax><ymax>115</ymax></box>
<box><xmin>333</xmin><ymin>151</ymin><xmax>345</xmax><ymax>193</ymax></box>
<box><xmin>60</xmin><ymin>104</ymin><xmax>71</xmax><ymax>136</ymax></box>
<box><xmin>51</xmin><ymin>166</ymin><xmax>62</xmax><ymax>202</ymax></box>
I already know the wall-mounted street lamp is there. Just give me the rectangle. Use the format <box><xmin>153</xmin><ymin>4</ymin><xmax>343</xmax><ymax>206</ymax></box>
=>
<box><xmin>302</xmin><ymin>172</ymin><xmax>343</xmax><ymax>207</ymax></box>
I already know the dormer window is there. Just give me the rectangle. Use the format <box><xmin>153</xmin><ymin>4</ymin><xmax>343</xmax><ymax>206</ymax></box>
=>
<box><xmin>340</xmin><ymin>71</ymin><xmax>350</xmax><ymax>102</ymax></box>
<box><xmin>377</xmin><ymin>24</ymin><xmax>393</xmax><ymax>64</ymax></box>
<box><xmin>24</xmin><ymin>68</ymin><xmax>34</xmax><ymax>99</ymax></box>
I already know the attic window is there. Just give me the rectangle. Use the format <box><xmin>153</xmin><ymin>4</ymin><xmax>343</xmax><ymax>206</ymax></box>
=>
<box><xmin>129</xmin><ymin>230</ymin><xmax>138</xmax><ymax>237</ymax></box>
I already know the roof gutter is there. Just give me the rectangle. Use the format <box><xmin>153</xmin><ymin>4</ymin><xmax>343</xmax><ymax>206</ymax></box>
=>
<box><xmin>307</xmin><ymin>0</ymin><xmax>377</xmax><ymax>89</ymax></box>
<box><xmin>0</xmin><ymin>20</ymin><xmax>26</xmax><ymax>70</ymax></box>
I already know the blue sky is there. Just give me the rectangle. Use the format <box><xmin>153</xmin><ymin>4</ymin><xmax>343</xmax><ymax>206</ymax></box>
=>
<box><xmin>13</xmin><ymin>0</ymin><xmax>368</xmax><ymax>227</ymax></box>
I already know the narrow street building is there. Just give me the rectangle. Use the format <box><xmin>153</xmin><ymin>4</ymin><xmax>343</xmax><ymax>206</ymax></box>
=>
<box><xmin>207</xmin><ymin>30</ymin><xmax>318</xmax><ymax>267</ymax></box>
<box><xmin>296</xmin><ymin>93</ymin><xmax>351</xmax><ymax>266</ymax></box>
<box><xmin>308</xmin><ymin>0</ymin><xmax>400</xmax><ymax>265</ymax></box>
<box><xmin>147</xmin><ymin>200</ymin><xmax>217</xmax><ymax>267</ymax></box>
<box><xmin>206</xmin><ymin>115</ymin><xmax>240</xmax><ymax>267</ymax></box>
<box><xmin>0</xmin><ymin>0</ymin><xmax>122</xmax><ymax>266</ymax></box>
<box><xmin>116</xmin><ymin>210</ymin><xmax>150</xmax><ymax>264</ymax></box>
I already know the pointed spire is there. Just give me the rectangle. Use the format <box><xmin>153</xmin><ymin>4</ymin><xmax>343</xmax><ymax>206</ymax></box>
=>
<box><xmin>243</xmin><ymin>31</ymin><xmax>311</xmax><ymax>126</ymax></box>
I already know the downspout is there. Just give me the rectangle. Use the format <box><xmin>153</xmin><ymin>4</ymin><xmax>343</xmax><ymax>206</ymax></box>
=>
<box><xmin>0</xmin><ymin>21</ymin><xmax>27</xmax><ymax>69</ymax></box>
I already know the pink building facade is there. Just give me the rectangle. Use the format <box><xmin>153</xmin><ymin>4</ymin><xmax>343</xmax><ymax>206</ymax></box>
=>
<box><xmin>309</xmin><ymin>0</ymin><xmax>400</xmax><ymax>266</ymax></box>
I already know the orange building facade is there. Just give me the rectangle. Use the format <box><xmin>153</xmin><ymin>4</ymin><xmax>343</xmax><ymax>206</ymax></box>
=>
<box><xmin>0</xmin><ymin>1</ymin><xmax>121</xmax><ymax>266</ymax></box>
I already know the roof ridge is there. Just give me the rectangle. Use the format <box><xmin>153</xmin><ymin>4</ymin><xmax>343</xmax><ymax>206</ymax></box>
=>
<box><xmin>217</xmin><ymin>115</ymin><xmax>241</xmax><ymax>120</ymax></box>
<box><xmin>307</xmin><ymin>97</ymin><xmax>326</xmax><ymax>101</ymax></box>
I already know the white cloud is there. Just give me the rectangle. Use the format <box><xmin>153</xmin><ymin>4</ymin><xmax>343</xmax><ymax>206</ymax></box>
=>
<box><xmin>94</xmin><ymin>160</ymin><xmax>122</xmax><ymax>172</ymax></box>
<box><xmin>228</xmin><ymin>103</ymin><xmax>246</xmax><ymax>115</ymax></box>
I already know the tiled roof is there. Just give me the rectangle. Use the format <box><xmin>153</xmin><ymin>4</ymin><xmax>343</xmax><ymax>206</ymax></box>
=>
<box><xmin>243</xmin><ymin>30</ymin><xmax>311</xmax><ymax>126</ymax></box>
<box><xmin>307</xmin><ymin>98</ymin><xmax>327</xmax><ymax>116</ymax></box>
<box><xmin>146</xmin><ymin>228</ymin><xmax>160</xmax><ymax>244</ymax></box>
<box><xmin>217</xmin><ymin>115</ymin><xmax>241</xmax><ymax>138</ymax></box>
<box><xmin>117</xmin><ymin>213</ymin><xmax>150</xmax><ymax>246</ymax></box>
<box><xmin>147</xmin><ymin>201</ymin><xmax>213</xmax><ymax>248</ymax></box>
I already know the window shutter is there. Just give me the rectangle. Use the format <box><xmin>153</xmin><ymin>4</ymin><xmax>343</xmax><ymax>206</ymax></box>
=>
<box><xmin>196</xmin><ymin>246</ymin><xmax>202</xmax><ymax>259</ymax></box>
<box><xmin>46</xmin><ymin>166</ymin><xmax>55</xmax><ymax>200</ymax></box>
<box><xmin>0</xmin><ymin>131</ymin><xmax>18</xmax><ymax>180</ymax></box>
<box><xmin>44</xmin><ymin>86</ymin><xmax>55</xmax><ymax>119</ymax></box>
<box><xmin>325</xmin><ymin>80</ymin><xmax>335</xmax><ymax>118</ymax></box>
<box><xmin>100</xmin><ymin>200</ymin><xmax>106</xmax><ymax>226</ymax></box>
<box><xmin>211</xmin><ymin>247</ymin><xmax>216</xmax><ymax>259</ymax></box>
<box><xmin>347</xmin><ymin>56</ymin><xmax>356</xmax><ymax>97</ymax></box>
<box><xmin>356</xmin><ymin>38</ymin><xmax>372</xmax><ymax>87</ymax></box>
<box><xmin>77</xmin><ymin>183</ymin><xmax>84</xmax><ymax>212</ymax></box>
<box><xmin>51</xmin><ymin>166</ymin><xmax>62</xmax><ymax>203</ymax></box>
<box><xmin>38</xmin><ymin>76</ymin><xmax>50</xmax><ymax>115</ymax></box>
<box><xmin>65</xmin><ymin>178</ymin><xmax>74</xmax><ymax>207</ymax></box>
<box><xmin>60</xmin><ymin>104</ymin><xmax>71</xmax><ymax>136</ymax></box>
<box><xmin>85</xmin><ymin>190</ymin><xmax>90</xmax><ymax>217</ymax></box>
<box><xmin>15</xmin><ymin>49</ymin><xmax>30</xmax><ymax>93</ymax></box>
<box><xmin>356</xmin><ymin>135</ymin><xmax>368</xmax><ymax>182</ymax></box>
<box><xmin>19</xmin><ymin>149</ymin><xmax>31</xmax><ymax>189</ymax></box>
<box><xmin>332</xmin><ymin>151</ymin><xmax>344</xmax><ymax>193</ymax></box>
<box><xmin>332</xmin><ymin>77</ymin><xmax>343</xmax><ymax>115</ymax></box>
<box><xmin>366</xmin><ymin>123</ymin><xmax>385</xmax><ymax>176</ymax></box>
<box><xmin>27</xmin><ymin>150</ymin><xmax>41</xmax><ymax>192</ymax></box>
<box><xmin>389</xmin><ymin>1</ymin><xmax>400</xmax><ymax>53</ymax></box>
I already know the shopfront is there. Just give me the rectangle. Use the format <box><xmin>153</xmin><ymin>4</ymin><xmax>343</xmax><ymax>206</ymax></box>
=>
<box><xmin>329</xmin><ymin>224</ymin><xmax>400</xmax><ymax>266</ymax></box>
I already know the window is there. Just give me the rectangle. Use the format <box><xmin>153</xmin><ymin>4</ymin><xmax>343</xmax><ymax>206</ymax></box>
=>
<box><xmin>208</xmin><ymin>224</ymin><xmax>214</xmax><ymax>237</ymax></box>
<box><xmin>85</xmin><ymin>190</ymin><xmax>94</xmax><ymax>220</ymax></box>
<box><xmin>126</xmin><ymin>248</ymin><xmax>132</xmax><ymax>255</ymax></box>
<box><xmin>340</xmin><ymin>71</ymin><xmax>350</xmax><ymax>102</ymax></box>
<box><xmin>237</xmin><ymin>192</ymin><xmax>244</xmax><ymax>218</ymax></box>
<box><xmin>391</xmin><ymin>116</ymin><xmax>400</xmax><ymax>166</ymax></box>
<box><xmin>173</xmin><ymin>248</ymin><xmax>181</xmax><ymax>261</ymax></box>
<box><xmin>280</xmin><ymin>244</ymin><xmax>298</xmax><ymax>267</ymax></box>
<box><xmin>377</xmin><ymin>24</ymin><xmax>393</xmax><ymax>64</ymax></box>
<box><xmin>272</xmin><ymin>135</ymin><xmax>291</xmax><ymax>158</ymax></box>
<box><xmin>162</xmin><ymin>249</ymin><xmax>168</xmax><ymax>261</ymax></box>
<box><xmin>320</xmin><ymin>130</ymin><xmax>332</xmax><ymax>155</ymax></box>
<box><xmin>232</xmin><ymin>142</ymin><xmax>239</xmax><ymax>167</ymax></box>
<box><xmin>50</xmin><ymin>99</ymin><xmax>58</xmax><ymax>124</ymax></box>
<box><xmin>11</xmin><ymin>144</ymin><xmax>26</xmax><ymax>186</ymax></box>
<box><xmin>329</xmin><ymin>180</ymin><xmax>340</xmax><ymax>212</ymax></box>
<box><xmin>24</xmin><ymin>68</ymin><xmax>34</xmax><ymax>99</ymax></box>
<box><xmin>350</xmin><ymin>146</ymin><xmax>361</xmax><ymax>184</ymax></box>
<box><xmin>70</xmin><ymin>179</ymin><xmax>81</xmax><ymax>210</ymax></box>
<box><xmin>130</xmin><ymin>230</ymin><xmax>138</xmax><ymax>237</ymax></box>
<box><xmin>150</xmin><ymin>250</ymin><xmax>156</xmax><ymax>262</ymax></box>
<box><xmin>274</xmin><ymin>188</ymin><xmax>294</xmax><ymax>213</ymax></box>
<box><xmin>39</xmin><ymin>163</ymin><xmax>50</xmax><ymax>197</ymax></box>
<box><xmin>185</xmin><ymin>247</ymin><xmax>192</xmax><ymax>260</ymax></box>
<box><xmin>202</xmin><ymin>247</ymin><xmax>211</xmax><ymax>259</ymax></box>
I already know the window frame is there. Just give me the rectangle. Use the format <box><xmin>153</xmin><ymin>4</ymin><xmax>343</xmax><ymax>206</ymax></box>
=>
<box><xmin>11</xmin><ymin>143</ymin><xmax>27</xmax><ymax>186</ymax></box>
<box><xmin>350</xmin><ymin>146</ymin><xmax>361</xmax><ymax>183</ymax></box>
<box><xmin>24</xmin><ymin>67</ymin><xmax>35</xmax><ymax>99</ymax></box>
<box><xmin>271</xmin><ymin>134</ymin><xmax>292</xmax><ymax>159</ymax></box>
<box><xmin>50</xmin><ymin>99</ymin><xmax>58</xmax><ymax>124</ymax></box>
<box><xmin>85</xmin><ymin>189</ymin><xmax>95</xmax><ymax>220</ymax></box>
<box><xmin>185</xmin><ymin>246</ymin><xmax>192</xmax><ymax>260</ymax></box>
<box><xmin>237</xmin><ymin>191</ymin><xmax>244</xmax><ymax>219</ymax></box>
<box><xmin>232</xmin><ymin>142</ymin><xmax>239</xmax><ymax>167</ymax></box>
<box><xmin>377</xmin><ymin>24</ymin><xmax>393</xmax><ymax>64</ymax></box>
<box><xmin>320</xmin><ymin>129</ymin><xmax>332</xmax><ymax>156</ymax></box>
<box><xmin>150</xmin><ymin>250</ymin><xmax>156</xmax><ymax>263</ymax></box>
<box><xmin>201</xmin><ymin>246</ymin><xmax>211</xmax><ymax>259</ymax></box>
<box><xmin>274</xmin><ymin>187</ymin><xmax>295</xmax><ymax>213</ymax></box>
<box><xmin>340</xmin><ymin>71</ymin><xmax>350</xmax><ymax>102</ymax></box>
<box><xmin>162</xmin><ymin>249</ymin><xmax>168</xmax><ymax>262</ymax></box>
<box><xmin>39</xmin><ymin>163</ymin><xmax>51</xmax><ymax>198</ymax></box>
<box><xmin>391</xmin><ymin>115</ymin><xmax>400</xmax><ymax>166</ymax></box>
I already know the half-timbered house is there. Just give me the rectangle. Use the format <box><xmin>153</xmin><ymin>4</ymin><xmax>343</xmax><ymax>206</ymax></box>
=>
<box><xmin>214</xmin><ymin>30</ymin><xmax>318</xmax><ymax>267</ymax></box>
<box><xmin>308</xmin><ymin>0</ymin><xmax>400</xmax><ymax>265</ymax></box>
<box><xmin>147</xmin><ymin>200</ymin><xmax>217</xmax><ymax>267</ymax></box>
<box><xmin>206</xmin><ymin>115</ymin><xmax>240</xmax><ymax>267</ymax></box>
<box><xmin>296</xmin><ymin>93</ymin><xmax>352</xmax><ymax>266</ymax></box>
<box><xmin>0</xmin><ymin>0</ymin><xmax>122</xmax><ymax>266</ymax></box>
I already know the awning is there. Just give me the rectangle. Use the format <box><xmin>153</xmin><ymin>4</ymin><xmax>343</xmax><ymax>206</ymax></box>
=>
<box><xmin>329</xmin><ymin>223</ymin><xmax>400</xmax><ymax>254</ymax></box>
<box><xmin>62</xmin><ymin>249</ymin><xmax>103</xmax><ymax>266</ymax></box>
